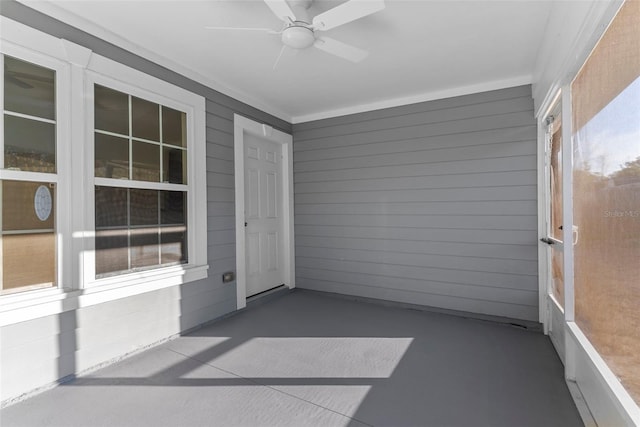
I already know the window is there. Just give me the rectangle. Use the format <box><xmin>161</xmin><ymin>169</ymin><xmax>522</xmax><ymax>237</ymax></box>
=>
<box><xmin>1</xmin><ymin>19</ymin><xmax>207</xmax><ymax>324</ymax></box>
<box><xmin>1</xmin><ymin>55</ymin><xmax>59</xmax><ymax>295</ymax></box>
<box><xmin>83</xmin><ymin>57</ymin><xmax>207</xmax><ymax>291</ymax></box>
<box><xmin>93</xmin><ymin>85</ymin><xmax>188</xmax><ymax>277</ymax></box>
<box><xmin>571</xmin><ymin>0</ymin><xmax>640</xmax><ymax>404</ymax></box>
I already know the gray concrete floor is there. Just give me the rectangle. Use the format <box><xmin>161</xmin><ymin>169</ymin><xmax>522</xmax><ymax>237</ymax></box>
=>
<box><xmin>1</xmin><ymin>290</ymin><xmax>583</xmax><ymax>427</ymax></box>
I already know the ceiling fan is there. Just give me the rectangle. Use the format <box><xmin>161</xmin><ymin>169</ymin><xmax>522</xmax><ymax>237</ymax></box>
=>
<box><xmin>207</xmin><ymin>0</ymin><xmax>385</xmax><ymax>67</ymax></box>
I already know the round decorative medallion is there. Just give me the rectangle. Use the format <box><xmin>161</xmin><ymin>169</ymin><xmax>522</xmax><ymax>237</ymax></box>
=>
<box><xmin>34</xmin><ymin>185</ymin><xmax>52</xmax><ymax>221</ymax></box>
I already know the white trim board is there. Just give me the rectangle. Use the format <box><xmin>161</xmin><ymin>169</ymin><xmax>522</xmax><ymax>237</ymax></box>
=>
<box><xmin>233</xmin><ymin>114</ymin><xmax>295</xmax><ymax>310</ymax></box>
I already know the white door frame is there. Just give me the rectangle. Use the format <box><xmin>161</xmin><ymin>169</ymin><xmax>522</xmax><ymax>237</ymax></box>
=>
<box><xmin>233</xmin><ymin>114</ymin><xmax>295</xmax><ymax>309</ymax></box>
<box><xmin>537</xmin><ymin>92</ymin><xmax>563</xmax><ymax>333</ymax></box>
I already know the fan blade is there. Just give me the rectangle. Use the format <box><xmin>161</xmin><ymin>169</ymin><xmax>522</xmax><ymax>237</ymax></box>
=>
<box><xmin>205</xmin><ymin>26</ymin><xmax>277</xmax><ymax>33</ymax></box>
<box><xmin>312</xmin><ymin>0</ymin><xmax>385</xmax><ymax>31</ymax></box>
<box><xmin>314</xmin><ymin>37</ymin><xmax>368</xmax><ymax>62</ymax></box>
<box><xmin>264</xmin><ymin>0</ymin><xmax>297</xmax><ymax>22</ymax></box>
<box><xmin>272</xmin><ymin>45</ymin><xmax>287</xmax><ymax>70</ymax></box>
<box><xmin>272</xmin><ymin>45</ymin><xmax>300</xmax><ymax>70</ymax></box>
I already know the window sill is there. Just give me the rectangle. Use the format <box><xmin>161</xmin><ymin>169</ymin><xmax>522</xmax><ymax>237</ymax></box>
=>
<box><xmin>566</xmin><ymin>322</ymin><xmax>640</xmax><ymax>423</ymax></box>
<box><xmin>0</xmin><ymin>264</ymin><xmax>208</xmax><ymax>327</ymax></box>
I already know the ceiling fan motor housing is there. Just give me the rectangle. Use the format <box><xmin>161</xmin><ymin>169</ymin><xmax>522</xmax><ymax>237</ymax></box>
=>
<box><xmin>282</xmin><ymin>25</ymin><xmax>315</xmax><ymax>49</ymax></box>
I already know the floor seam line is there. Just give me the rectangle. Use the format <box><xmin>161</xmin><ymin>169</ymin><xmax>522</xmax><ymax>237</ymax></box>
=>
<box><xmin>166</xmin><ymin>347</ymin><xmax>375</xmax><ymax>427</ymax></box>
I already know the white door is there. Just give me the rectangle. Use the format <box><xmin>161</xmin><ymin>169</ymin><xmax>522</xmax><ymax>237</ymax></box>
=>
<box><xmin>244</xmin><ymin>133</ymin><xmax>285</xmax><ymax>296</ymax></box>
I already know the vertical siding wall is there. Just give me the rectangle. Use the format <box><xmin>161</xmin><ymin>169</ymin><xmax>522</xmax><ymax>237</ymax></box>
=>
<box><xmin>292</xmin><ymin>86</ymin><xmax>539</xmax><ymax>321</ymax></box>
<box><xmin>0</xmin><ymin>1</ymin><xmax>290</xmax><ymax>403</ymax></box>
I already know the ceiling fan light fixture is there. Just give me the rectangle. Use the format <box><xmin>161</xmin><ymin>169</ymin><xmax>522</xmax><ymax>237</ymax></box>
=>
<box><xmin>281</xmin><ymin>25</ymin><xmax>315</xmax><ymax>49</ymax></box>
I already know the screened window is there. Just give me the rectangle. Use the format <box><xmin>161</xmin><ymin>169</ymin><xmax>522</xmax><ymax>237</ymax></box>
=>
<box><xmin>571</xmin><ymin>0</ymin><xmax>640</xmax><ymax>404</ymax></box>
<box><xmin>1</xmin><ymin>56</ymin><xmax>57</xmax><ymax>295</ymax></box>
<box><xmin>94</xmin><ymin>85</ymin><xmax>188</xmax><ymax>277</ymax></box>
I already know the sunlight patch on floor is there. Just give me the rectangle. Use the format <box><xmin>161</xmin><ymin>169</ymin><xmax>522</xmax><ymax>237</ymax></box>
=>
<box><xmin>208</xmin><ymin>337</ymin><xmax>414</xmax><ymax>378</ymax></box>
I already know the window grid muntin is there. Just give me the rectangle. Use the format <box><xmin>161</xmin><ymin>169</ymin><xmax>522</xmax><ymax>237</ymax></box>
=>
<box><xmin>3</xmin><ymin>111</ymin><xmax>56</xmax><ymax>126</ymax></box>
<box><xmin>95</xmin><ymin>129</ymin><xmax>187</xmax><ymax>150</ymax></box>
<box><xmin>94</xmin><ymin>84</ymin><xmax>187</xmax><ymax>185</ymax></box>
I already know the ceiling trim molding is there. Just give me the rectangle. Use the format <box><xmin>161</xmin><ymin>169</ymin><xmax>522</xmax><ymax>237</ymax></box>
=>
<box><xmin>16</xmin><ymin>0</ymin><xmax>293</xmax><ymax>123</ymax></box>
<box><xmin>291</xmin><ymin>75</ymin><xmax>533</xmax><ymax>124</ymax></box>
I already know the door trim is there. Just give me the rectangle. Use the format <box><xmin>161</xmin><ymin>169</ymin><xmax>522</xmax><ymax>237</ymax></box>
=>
<box><xmin>233</xmin><ymin>114</ymin><xmax>295</xmax><ymax>309</ymax></box>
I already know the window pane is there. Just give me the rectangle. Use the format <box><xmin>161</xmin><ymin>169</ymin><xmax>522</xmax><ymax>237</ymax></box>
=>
<box><xmin>4</xmin><ymin>114</ymin><xmax>55</xmax><ymax>173</ymax></box>
<box><xmin>130</xmin><ymin>227</ymin><xmax>159</xmax><ymax>268</ymax></box>
<box><xmin>95</xmin><ymin>133</ymin><xmax>129</xmax><ymax>179</ymax></box>
<box><xmin>95</xmin><ymin>229</ymin><xmax>129</xmax><ymax>275</ymax></box>
<box><xmin>95</xmin><ymin>186</ymin><xmax>127</xmax><ymax>228</ymax></box>
<box><xmin>161</xmin><ymin>191</ymin><xmax>186</xmax><ymax>225</ymax></box>
<box><xmin>571</xmin><ymin>0</ymin><xmax>640</xmax><ymax>405</ymax></box>
<box><xmin>130</xmin><ymin>189</ymin><xmax>158</xmax><ymax>226</ymax></box>
<box><xmin>162</xmin><ymin>107</ymin><xmax>186</xmax><ymax>147</ymax></box>
<box><xmin>132</xmin><ymin>96</ymin><xmax>159</xmax><ymax>141</ymax></box>
<box><xmin>1</xmin><ymin>180</ymin><xmax>56</xmax><ymax>294</ymax></box>
<box><xmin>549</xmin><ymin>116</ymin><xmax>564</xmax><ymax>307</ymax></box>
<box><xmin>95</xmin><ymin>85</ymin><xmax>129</xmax><ymax>135</ymax></box>
<box><xmin>551</xmin><ymin>249</ymin><xmax>564</xmax><ymax>307</ymax></box>
<box><xmin>2</xmin><ymin>233</ymin><xmax>56</xmax><ymax>294</ymax></box>
<box><xmin>550</xmin><ymin>121</ymin><xmax>563</xmax><ymax>241</ymax></box>
<box><xmin>163</xmin><ymin>147</ymin><xmax>186</xmax><ymax>184</ymax></box>
<box><xmin>95</xmin><ymin>187</ymin><xmax>188</xmax><ymax>276</ymax></box>
<box><xmin>161</xmin><ymin>226</ymin><xmax>187</xmax><ymax>264</ymax></box>
<box><xmin>2</xmin><ymin>180</ymin><xmax>55</xmax><ymax>230</ymax></box>
<box><xmin>95</xmin><ymin>186</ymin><xmax>129</xmax><ymax>276</ymax></box>
<box><xmin>132</xmin><ymin>141</ymin><xmax>160</xmax><ymax>182</ymax></box>
<box><xmin>4</xmin><ymin>56</ymin><xmax>55</xmax><ymax>120</ymax></box>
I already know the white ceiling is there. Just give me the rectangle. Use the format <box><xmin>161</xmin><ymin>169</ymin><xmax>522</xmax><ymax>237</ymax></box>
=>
<box><xmin>25</xmin><ymin>0</ymin><xmax>553</xmax><ymax>122</ymax></box>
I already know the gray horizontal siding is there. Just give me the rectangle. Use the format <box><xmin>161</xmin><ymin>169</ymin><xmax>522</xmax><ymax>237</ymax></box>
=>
<box><xmin>292</xmin><ymin>85</ymin><xmax>538</xmax><ymax>321</ymax></box>
<box><xmin>296</xmin><ymin>235</ymin><xmax>537</xmax><ymax>261</ymax></box>
<box><xmin>298</xmin><ymin>279</ymin><xmax>539</xmax><ymax>321</ymax></box>
<box><xmin>294</xmin><ymin>97</ymin><xmax>533</xmax><ymax>142</ymax></box>
<box><xmin>295</xmin><ymin>126</ymin><xmax>536</xmax><ymax>161</ymax></box>
<box><xmin>294</xmin><ymin>112</ymin><xmax>534</xmax><ymax>150</ymax></box>
<box><xmin>295</xmin><ymin>85</ymin><xmax>533</xmax><ymax>131</ymax></box>
<box><xmin>295</xmin><ymin>156</ymin><xmax>536</xmax><ymax>182</ymax></box>
<box><xmin>295</xmin><ymin>214</ymin><xmax>536</xmax><ymax>231</ymax></box>
<box><xmin>295</xmin><ymin>200</ymin><xmax>538</xmax><ymax>216</ymax></box>
<box><xmin>1</xmin><ymin>1</ymin><xmax>291</xmax><ymax>403</ymax></box>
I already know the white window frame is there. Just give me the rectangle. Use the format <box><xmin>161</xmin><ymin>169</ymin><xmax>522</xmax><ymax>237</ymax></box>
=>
<box><xmin>0</xmin><ymin>17</ymin><xmax>208</xmax><ymax>327</ymax></box>
<box><xmin>0</xmin><ymin>18</ymin><xmax>73</xmax><ymax>308</ymax></box>
<box><xmin>82</xmin><ymin>56</ymin><xmax>207</xmax><ymax>291</ymax></box>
